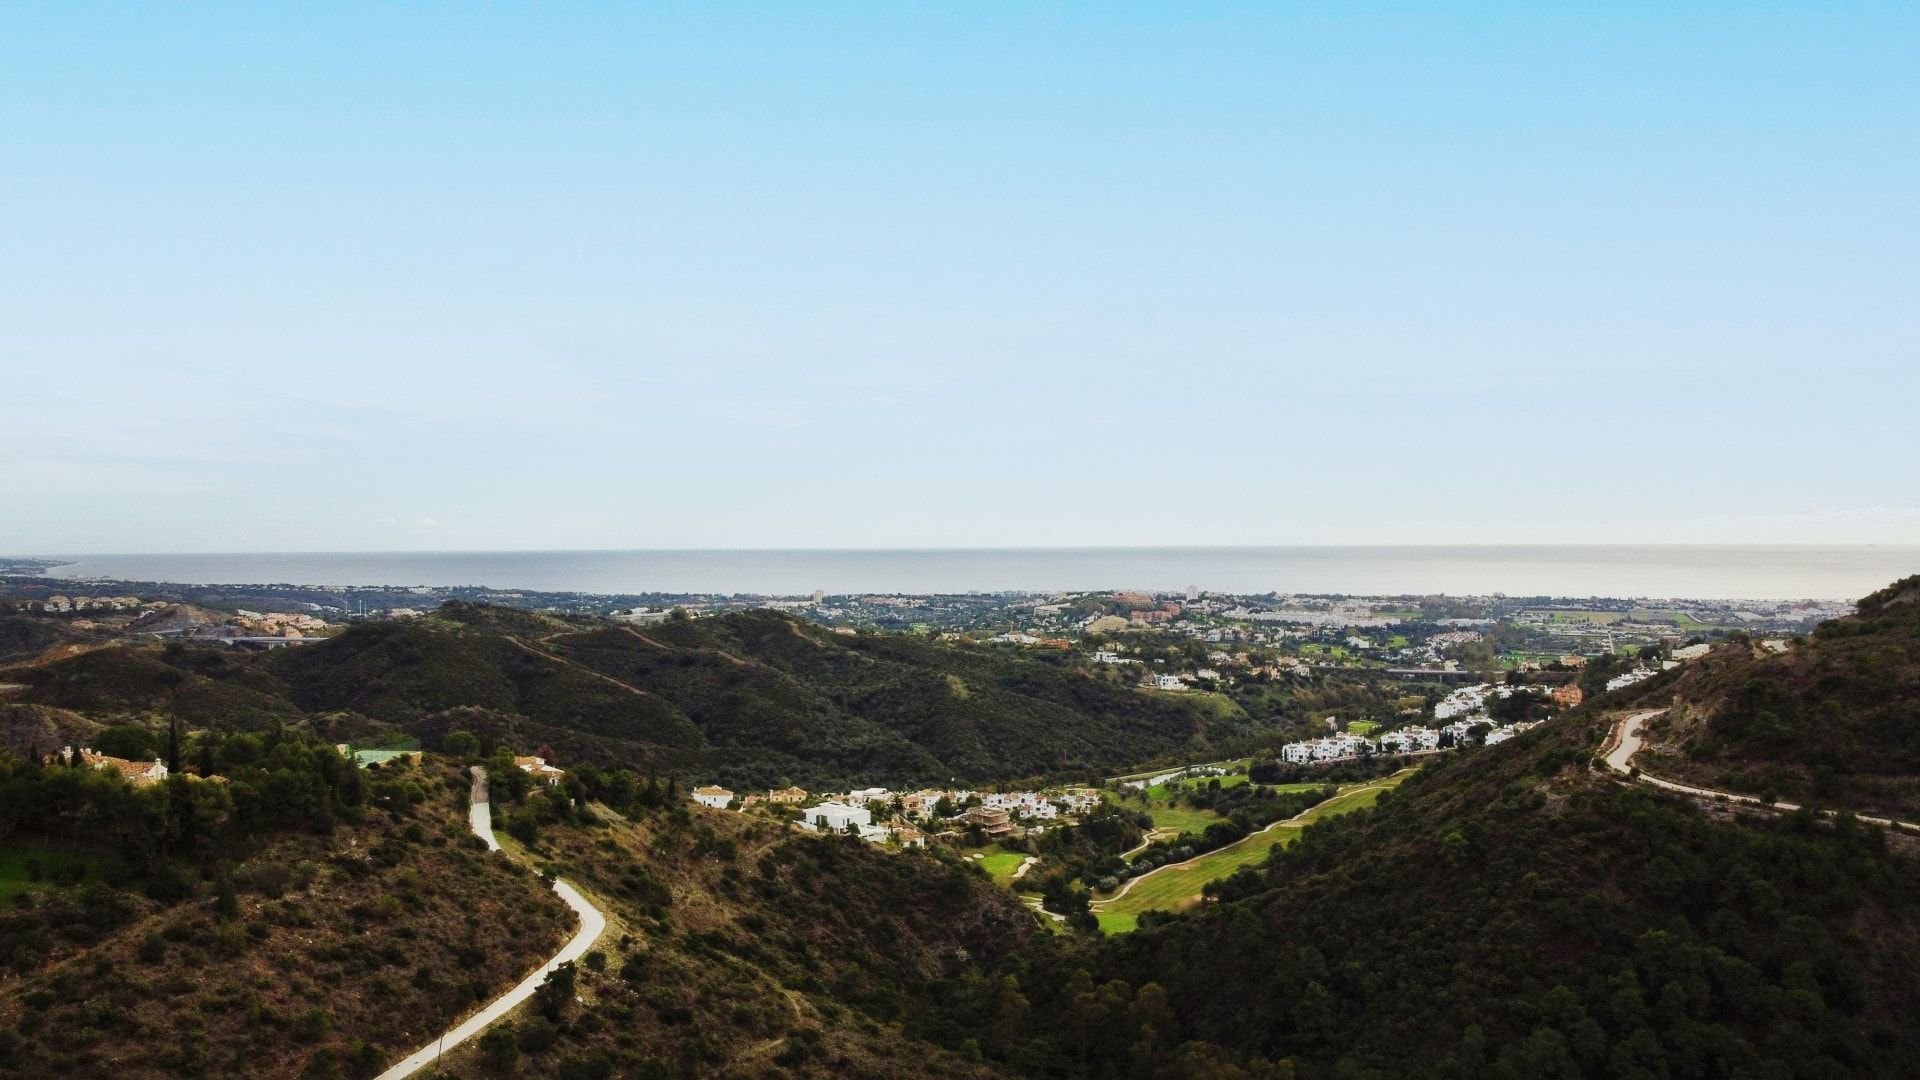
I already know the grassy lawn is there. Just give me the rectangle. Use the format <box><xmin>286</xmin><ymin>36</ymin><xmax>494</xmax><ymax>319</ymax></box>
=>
<box><xmin>0</xmin><ymin>842</ymin><xmax>107</xmax><ymax>902</ymax></box>
<box><xmin>1142</xmin><ymin>802</ymin><xmax>1224</xmax><ymax>836</ymax></box>
<box><xmin>1093</xmin><ymin>773</ymin><xmax>1409</xmax><ymax>933</ymax></box>
<box><xmin>1347</xmin><ymin>720</ymin><xmax>1381</xmax><ymax>735</ymax></box>
<box><xmin>971</xmin><ymin>845</ymin><xmax>1029</xmax><ymax>887</ymax></box>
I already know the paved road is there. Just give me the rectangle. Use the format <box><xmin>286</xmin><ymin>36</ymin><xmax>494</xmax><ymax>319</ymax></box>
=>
<box><xmin>374</xmin><ymin>767</ymin><xmax>607</xmax><ymax>1080</ymax></box>
<box><xmin>1606</xmin><ymin>711</ymin><xmax>1917</xmax><ymax>831</ymax></box>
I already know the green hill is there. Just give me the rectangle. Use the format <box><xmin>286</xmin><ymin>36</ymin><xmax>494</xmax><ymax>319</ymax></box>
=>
<box><xmin>916</xmin><ymin>709</ymin><xmax>1920</xmax><ymax>1078</ymax></box>
<box><xmin>1616</xmin><ymin>574</ymin><xmax>1920</xmax><ymax>820</ymax></box>
<box><xmin>432</xmin><ymin>785</ymin><xmax>1034</xmax><ymax>1078</ymax></box>
<box><xmin>0</xmin><ymin>752</ymin><xmax>575</xmax><ymax>1079</ymax></box>
<box><xmin>9</xmin><ymin>604</ymin><xmax>1248</xmax><ymax>789</ymax></box>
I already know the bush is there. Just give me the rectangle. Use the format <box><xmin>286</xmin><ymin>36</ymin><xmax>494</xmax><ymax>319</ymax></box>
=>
<box><xmin>518</xmin><ymin>1015</ymin><xmax>558</xmax><ymax>1053</ymax></box>
<box><xmin>293</xmin><ymin>1007</ymin><xmax>331</xmax><ymax>1042</ymax></box>
<box><xmin>478</xmin><ymin>1024</ymin><xmax>519</xmax><ymax>1071</ymax></box>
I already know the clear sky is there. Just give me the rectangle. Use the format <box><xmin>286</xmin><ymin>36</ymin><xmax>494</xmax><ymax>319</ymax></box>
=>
<box><xmin>3</xmin><ymin>3</ymin><xmax>1916</xmax><ymax>553</ymax></box>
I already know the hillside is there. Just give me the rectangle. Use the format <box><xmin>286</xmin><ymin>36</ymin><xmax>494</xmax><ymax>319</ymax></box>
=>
<box><xmin>12</xmin><ymin>601</ymin><xmax>1243</xmax><ymax>789</ymax></box>
<box><xmin>431</xmin><ymin>780</ymin><xmax>1036</xmax><ymax>1079</ymax></box>
<box><xmin>0</xmin><ymin>757</ymin><xmax>575</xmax><ymax>1078</ymax></box>
<box><xmin>915</xmin><ymin>711</ymin><xmax>1920</xmax><ymax>1078</ymax></box>
<box><xmin>1615</xmin><ymin>574</ymin><xmax>1920</xmax><ymax>820</ymax></box>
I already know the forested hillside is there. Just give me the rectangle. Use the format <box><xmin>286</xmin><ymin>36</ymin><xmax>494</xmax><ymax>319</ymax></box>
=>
<box><xmin>5</xmin><ymin>603</ymin><xmax>1245</xmax><ymax>788</ymax></box>
<box><xmin>441</xmin><ymin>770</ymin><xmax>1035</xmax><ymax>1078</ymax></box>
<box><xmin>1617</xmin><ymin>574</ymin><xmax>1920</xmax><ymax>819</ymax></box>
<box><xmin>915</xmin><ymin>711</ymin><xmax>1920</xmax><ymax>1078</ymax></box>
<box><xmin>0</xmin><ymin>752</ymin><xmax>573</xmax><ymax>1078</ymax></box>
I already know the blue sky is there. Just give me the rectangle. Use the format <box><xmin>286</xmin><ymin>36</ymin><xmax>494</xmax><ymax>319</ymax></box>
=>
<box><xmin>3</xmin><ymin>3</ymin><xmax>1916</xmax><ymax>553</ymax></box>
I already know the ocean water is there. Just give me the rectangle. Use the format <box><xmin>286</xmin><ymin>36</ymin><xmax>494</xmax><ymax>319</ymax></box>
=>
<box><xmin>38</xmin><ymin>546</ymin><xmax>1920</xmax><ymax>600</ymax></box>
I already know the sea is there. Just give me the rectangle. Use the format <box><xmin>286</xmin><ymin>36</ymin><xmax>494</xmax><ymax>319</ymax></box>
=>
<box><xmin>36</xmin><ymin>546</ymin><xmax>1920</xmax><ymax>601</ymax></box>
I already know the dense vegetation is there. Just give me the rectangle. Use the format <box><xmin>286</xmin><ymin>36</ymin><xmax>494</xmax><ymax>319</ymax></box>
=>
<box><xmin>911</xmin><ymin>714</ymin><xmax>1920</xmax><ymax>1078</ymax></box>
<box><xmin>1618</xmin><ymin>574</ymin><xmax>1920</xmax><ymax>819</ymax></box>
<box><xmin>10</xmin><ymin>603</ymin><xmax>1248</xmax><ymax>789</ymax></box>
<box><xmin>427</xmin><ymin>771</ymin><xmax>1036</xmax><ymax>1079</ymax></box>
<box><xmin>0</xmin><ymin>756</ymin><xmax>571</xmax><ymax>1078</ymax></box>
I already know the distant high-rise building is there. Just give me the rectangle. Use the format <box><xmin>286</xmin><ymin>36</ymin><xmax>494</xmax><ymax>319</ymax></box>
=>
<box><xmin>811</xmin><ymin>589</ymin><xmax>825</xmax><ymax>604</ymax></box>
<box><xmin>1185</xmin><ymin>585</ymin><xmax>1199</xmax><ymax>602</ymax></box>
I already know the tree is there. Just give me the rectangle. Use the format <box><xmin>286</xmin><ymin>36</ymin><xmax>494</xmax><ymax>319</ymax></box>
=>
<box><xmin>534</xmin><ymin>960</ymin><xmax>577</xmax><ymax>1021</ymax></box>
<box><xmin>443</xmin><ymin>731</ymin><xmax>481</xmax><ymax>759</ymax></box>
<box><xmin>94</xmin><ymin>725</ymin><xmax>158</xmax><ymax>762</ymax></box>
<box><xmin>478</xmin><ymin>1024</ymin><xmax>520</xmax><ymax>1071</ymax></box>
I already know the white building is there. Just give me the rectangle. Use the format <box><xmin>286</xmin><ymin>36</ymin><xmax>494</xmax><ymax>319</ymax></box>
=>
<box><xmin>1606</xmin><ymin>669</ymin><xmax>1657</xmax><ymax>692</ymax></box>
<box><xmin>1280</xmin><ymin>734</ymin><xmax>1373</xmax><ymax>765</ymax></box>
<box><xmin>691</xmin><ymin>785</ymin><xmax>734</xmax><ymax>810</ymax></box>
<box><xmin>802</xmin><ymin>801</ymin><xmax>872</xmax><ymax>832</ymax></box>
<box><xmin>1483</xmin><ymin>728</ymin><xmax>1515</xmax><ymax>746</ymax></box>
<box><xmin>1433</xmin><ymin>684</ymin><xmax>1494</xmax><ymax>721</ymax></box>
<box><xmin>844</xmin><ymin>787</ymin><xmax>891</xmax><ymax>806</ymax></box>
<box><xmin>1154</xmin><ymin>674</ymin><xmax>1185</xmax><ymax>691</ymax></box>
<box><xmin>1377</xmin><ymin>727</ymin><xmax>1441</xmax><ymax>754</ymax></box>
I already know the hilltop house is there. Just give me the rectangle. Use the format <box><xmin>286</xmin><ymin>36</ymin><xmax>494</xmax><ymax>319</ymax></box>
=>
<box><xmin>59</xmin><ymin>747</ymin><xmax>169</xmax><ymax>786</ymax></box>
<box><xmin>691</xmin><ymin>785</ymin><xmax>735</xmax><ymax>810</ymax></box>
<box><xmin>516</xmin><ymin>755</ymin><xmax>566</xmax><ymax>785</ymax></box>
<box><xmin>802</xmin><ymin>801</ymin><xmax>871</xmax><ymax>832</ymax></box>
<box><xmin>767</xmin><ymin>786</ymin><xmax>808</xmax><ymax>805</ymax></box>
<box><xmin>1551</xmin><ymin>684</ymin><xmax>1585</xmax><ymax>709</ymax></box>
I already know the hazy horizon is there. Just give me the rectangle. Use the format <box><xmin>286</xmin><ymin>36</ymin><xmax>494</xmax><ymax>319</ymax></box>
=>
<box><xmin>31</xmin><ymin>545</ymin><xmax>1919</xmax><ymax>601</ymax></box>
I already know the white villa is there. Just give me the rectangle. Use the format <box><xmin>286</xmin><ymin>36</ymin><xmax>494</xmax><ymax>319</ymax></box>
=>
<box><xmin>691</xmin><ymin>785</ymin><xmax>735</xmax><ymax>809</ymax></box>
<box><xmin>1606</xmin><ymin>668</ymin><xmax>1658</xmax><ymax>692</ymax></box>
<box><xmin>1433</xmin><ymin>684</ymin><xmax>1494</xmax><ymax>720</ymax></box>
<box><xmin>1281</xmin><ymin>733</ymin><xmax>1372</xmax><ymax>764</ymax></box>
<box><xmin>801</xmin><ymin>801</ymin><xmax>872</xmax><ymax>832</ymax></box>
<box><xmin>1376</xmin><ymin>727</ymin><xmax>1441</xmax><ymax>754</ymax></box>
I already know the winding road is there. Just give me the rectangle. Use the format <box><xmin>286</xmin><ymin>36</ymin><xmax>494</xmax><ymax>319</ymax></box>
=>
<box><xmin>373</xmin><ymin>767</ymin><xmax>608</xmax><ymax>1080</ymax></box>
<box><xmin>1605</xmin><ymin>710</ymin><xmax>1918</xmax><ymax>831</ymax></box>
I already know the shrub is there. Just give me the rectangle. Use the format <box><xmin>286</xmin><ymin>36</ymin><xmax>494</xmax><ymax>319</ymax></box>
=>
<box><xmin>518</xmin><ymin>1015</ymin><xmax>558</xmax><ymax>1053</ymax></box>
<box><xmin>293</xmin><ymin>1007</ymin><xmax>331</xmax><ymax>1042</ymax></box>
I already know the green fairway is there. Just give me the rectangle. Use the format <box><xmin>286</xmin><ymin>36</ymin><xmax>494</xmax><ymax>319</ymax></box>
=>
<box><xmin>1092</xmin><ymin>773</ymin><xmax>1408</xmax><ymax>932</ymax></box>
<box><xmin>1346</xmin><ymin>720</ymin><xmax>1380</xmax><ymax>735</ymax></box>
<box><xmin>0</xmin><ymin>842</ymin><xmax>106</xmax><ymax>902</ymax></box>
<box><xmin>1142</xmin><ymin>802</ymin><xmax>1223</xmax><ymax>835</ymax></box>
<box><xmin>973</xmin><ymin>845</ymin><xmax>1029</xmax><ymax>886</ymax></box>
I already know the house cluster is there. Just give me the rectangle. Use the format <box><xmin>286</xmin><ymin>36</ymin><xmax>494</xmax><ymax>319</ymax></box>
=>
<box><xmin>1375</xmin><ymin>727</ymin><xmax>1443</xmax><ymax>754</ymax></box>
<box><xmin>687</xmin><ymin>780</ymin><xmax>1101</xmax><ymax>848</ymax></box>
<box><xmin>51</xmin><ymin>746</ymin><xmax>169</xmax><ymax>786</ymax></box>
<box><xmin>36</xmin><ymin>595</ymin><xmax>159</xmax><ymax>614</ymax></box>
<box><xmin>1281</xmin><ymin>717</ymin><xmax>1545</xmax><ymax>764</ymax></box>
<box><xmin>233</xmin><ymin>609</ymin><xmax>330</xmax><ymax>636</ymax></box>
<box><xmin>1280</xmin><ymin>733</ymin><xmax>1374</xmax><ymax>764</ymax></box>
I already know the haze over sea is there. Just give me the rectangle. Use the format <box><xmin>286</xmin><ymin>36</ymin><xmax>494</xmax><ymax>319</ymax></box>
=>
<box><xmin>40</xmin><ymin>546</ymin><xmax>1920</xmax><ymax>601</ymax></box>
